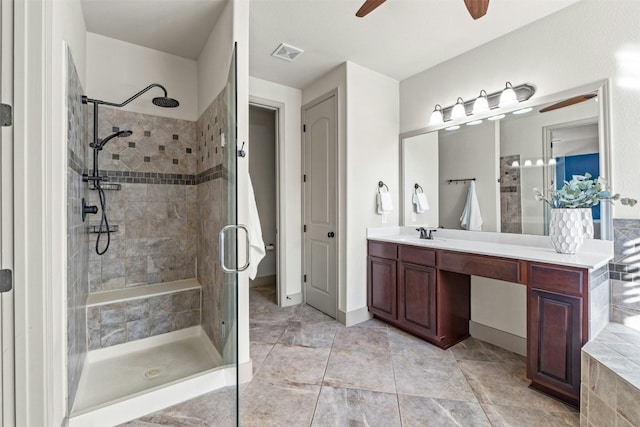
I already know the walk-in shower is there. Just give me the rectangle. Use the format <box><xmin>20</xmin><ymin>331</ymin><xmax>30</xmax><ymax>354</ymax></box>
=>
<box><xmin>81</xmin><ymin>84</ymin><xmax>180</xmax><ymax>255</ymax></box>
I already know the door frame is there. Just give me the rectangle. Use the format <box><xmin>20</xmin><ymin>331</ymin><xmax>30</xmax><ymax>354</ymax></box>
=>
<box><xmin>0</xmin><ymin>0</ymin><xmax>15</xmax><ymax>423</ymax></box>
<box><xmin>301</xmin><ymin>89</ymin><xmax>339</xmax><ymax>315</ymax></box>
<box><xmin>248</xmin><ymin>97</ymin><xmax>284</xmax><ymax>306</ymax></box>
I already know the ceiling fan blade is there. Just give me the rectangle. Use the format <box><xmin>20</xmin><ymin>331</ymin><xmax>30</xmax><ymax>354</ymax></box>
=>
<box><xmin>464</xmin><ymin>0</ymin><xmax>490</xmax><ymax>20</ymax></box>
<box><xmin>356</xmin><ymin>0</ymin><xmax>387</xmax><ymax>17</ymax></box>
<box><xmin>539</xmin><ymin>94</ymin><xmax>597</xmax><ymax>113</ymax></box>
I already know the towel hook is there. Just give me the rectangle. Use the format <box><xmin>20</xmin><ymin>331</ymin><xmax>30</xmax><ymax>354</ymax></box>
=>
<box><xmin>414</xmin><ymin>183</ymin><xmax>423</xmax><ymax>194</ymax></box>
<box><xmin>378</xmin><ymin>181</ymin><xmax>389</xmax><ymax>193</ymax></box>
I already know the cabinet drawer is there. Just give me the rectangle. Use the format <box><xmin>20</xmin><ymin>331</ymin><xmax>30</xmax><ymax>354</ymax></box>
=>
<box><xmin>368</xmin><ymin>241</ymin><xmax>397</xmax><ymax>260</ymax></box>
<box><xmin>529</xmin><ymin>263</ymin><xmax>586</xmax><ymax>296</ymax></box>
<box><xmin>399</xmin><ymin>245</ymin><xmax>436</xmax><ymax>267</ymax></box>
<box><xmin>439</xmin><ymin>251</ymin><xmax>521</xmax><ymax>283</ymax></box>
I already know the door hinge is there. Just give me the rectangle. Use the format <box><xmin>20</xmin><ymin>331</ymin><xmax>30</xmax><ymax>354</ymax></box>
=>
<box><xmin>303</xmin><ymin>224</ymin><xmax>307</xmax><ymax>232</ymax></box>
<box><xmin>304</xmin><ymin>274</ymin><xmax>307</xmax><ymax>283</ymax></box>
<box><xmin>0</xmin><ymin>269</ymin><xmax>12</xmax><ymax>292</ymax></box>
<box><xmin>303</xmin><ymin>174</ymin><xmax>306</xmax><ymax>182</ymax></box>
<box><xmin>303</xmin><ymin>124</ymin><xmax>306</xmax><ymax>132</ymax></box>
<box><xmin>1</xmin><ymin>103</ymin><xmax>12</xmax><ymax>127</ymax></box>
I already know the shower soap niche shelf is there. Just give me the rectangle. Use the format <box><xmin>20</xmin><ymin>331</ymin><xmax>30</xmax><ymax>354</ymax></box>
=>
<box><xmin>89</xmin><ymin>182</ymin><xmax>121</xmax><ymax>191</ymax></box>
<box><xmin>87</xmin><ymin>224</ymin><xmax>119</xmax><ymax>234</ymax></box>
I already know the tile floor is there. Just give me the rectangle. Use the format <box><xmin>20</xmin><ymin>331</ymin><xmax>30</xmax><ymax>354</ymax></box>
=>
<box><xmin>123</xmin><ymin>285</ymin><xmax>580</xmax><ymax>426</ymax></box>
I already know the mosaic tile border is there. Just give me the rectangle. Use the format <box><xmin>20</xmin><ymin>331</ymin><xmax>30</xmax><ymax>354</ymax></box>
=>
<box><xmin>89</xmin><ymin>164</ymin><xmax>228</xmax><ymax>186</ymax></box>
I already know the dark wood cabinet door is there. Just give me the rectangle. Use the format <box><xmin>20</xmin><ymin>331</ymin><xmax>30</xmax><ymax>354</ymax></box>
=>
<box><xmin>528</xmin><ymin>287</ymin><xmax>582</xmax><ymax>407</ymax></box>
<box><xmin>367</xmin><ymin>256</ymin><xmax>397</xmax><ymax>322</ymax></box>
<box><xmin>398</xmin><ymin>262</ymin><xmax>437</xmax><ymax>339</ymax></box>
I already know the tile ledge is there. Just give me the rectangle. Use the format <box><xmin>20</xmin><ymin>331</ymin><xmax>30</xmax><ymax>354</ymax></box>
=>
<box><xmin>583</xmin><ymin>322</ymin><xmax>640</xmax><ymax>390</ymax></box>
<box><xmin>87</xmin><ymin>278</ymin><xmax>201</xmax><ymax>307</ymax></box>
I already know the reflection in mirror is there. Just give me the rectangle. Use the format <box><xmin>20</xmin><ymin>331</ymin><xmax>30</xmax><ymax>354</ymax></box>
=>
<box><xmin>400</xmin><ymin>82</ymin><xmax>607</xmax><ymax>239</ymax></box>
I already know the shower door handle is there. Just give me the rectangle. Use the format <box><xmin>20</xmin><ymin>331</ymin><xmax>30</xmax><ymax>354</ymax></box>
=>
<box><xmin>219</xmin><ymin>224</ymin><xmax>251</xmax><ymax>273</ymax></box>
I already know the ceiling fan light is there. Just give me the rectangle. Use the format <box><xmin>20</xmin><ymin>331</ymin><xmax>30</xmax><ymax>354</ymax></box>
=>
<box><xmin>472</xmin><ymin>90</ymin><xmax>490</xmax><ymax>114</ymax></box>
<box><xmin>499</xmin><ymin>82</ymin><xmax>519</xmax><ymax>108</ymax></box>
<box><xmin>451</xmin><ymin>97</ymin><xmax>467</xmax><ymax>121</ymax></box>
<box><xmin>428</xmin><ymin>104</ymin><xmax>444</xmax><ymax>126</ymax></box>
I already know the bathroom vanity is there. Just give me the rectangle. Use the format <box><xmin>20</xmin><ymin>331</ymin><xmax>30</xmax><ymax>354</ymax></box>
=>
<box><xmin>367</xmin><ymin>228</ymin><xmax>612</xmax><ymax>407</ymax></box>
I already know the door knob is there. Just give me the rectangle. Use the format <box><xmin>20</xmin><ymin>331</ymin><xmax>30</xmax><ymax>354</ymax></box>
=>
<box><xmin>328</xmin><ymin>231</ymin><xmax>335</xmax><ymax>238</ymax></box>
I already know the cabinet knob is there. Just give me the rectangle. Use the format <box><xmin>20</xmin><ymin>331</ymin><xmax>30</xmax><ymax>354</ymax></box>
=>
<box><xmin>328</xmin><ymin>231</ymin><xmax>335</xmax><ymax>238</ymax></box>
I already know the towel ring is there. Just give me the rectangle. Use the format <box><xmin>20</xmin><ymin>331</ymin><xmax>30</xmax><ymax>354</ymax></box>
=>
<box><xmin>378</xmin><ymin>181</ymin><xmax>389</xmax><ymax>193</ymax></box>
<box><xmin>414</xmin><ymin>183</ymin><xmax>423</xmax><ymax>194</ymax></box>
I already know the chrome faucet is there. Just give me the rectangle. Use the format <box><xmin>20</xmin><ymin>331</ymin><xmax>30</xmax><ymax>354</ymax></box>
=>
<box><xmin>416</xmin><ymin>227</ymin><xmax>437</xmax><ymax>240</ymax></box>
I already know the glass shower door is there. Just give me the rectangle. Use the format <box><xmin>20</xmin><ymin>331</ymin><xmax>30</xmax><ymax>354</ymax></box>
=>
<box><xmin>217</xmin><ymin>45</ymin><xmax>241</xmax><ymax>425</ymax></box>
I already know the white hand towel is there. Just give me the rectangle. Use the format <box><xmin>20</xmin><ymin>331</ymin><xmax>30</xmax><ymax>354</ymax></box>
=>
<box><xmin>460</xmin><ymin>181</ymin><xmax>483</xmax><ymax>231</ymax></box>
<box><xmin>412</xmin><ymin>193</ymin><xmax>429</xmax><ymax>213</ymax></box>
<box><xmin>247</xmin><ymin>175</ymin><xmax>266</xmax><ymax>280</ymax></box>
<box><xmin>377</xmin><ymin>192</ymin><xmax>393</xmax><ymax>214</ymax></box>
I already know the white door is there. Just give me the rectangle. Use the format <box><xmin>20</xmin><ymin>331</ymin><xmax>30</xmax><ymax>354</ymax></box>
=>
<box><xmin>0</xmin><ymin>0</ymin><xmax>15</xmax><ymax>423</ymax></box>
<box><xmin>303</xmin><ymin>94</ymin><xmax>337</xmax><ymax>318</ymax></box>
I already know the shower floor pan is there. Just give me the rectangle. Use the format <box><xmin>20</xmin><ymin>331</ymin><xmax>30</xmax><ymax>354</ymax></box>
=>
<box><xmin>69</xmin><ymin>326</ymin><xmax>236</xmax><ymax>426</ymax></box>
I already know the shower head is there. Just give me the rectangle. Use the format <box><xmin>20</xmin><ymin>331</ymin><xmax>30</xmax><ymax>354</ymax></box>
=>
<box><xmin>152</xmin><ymin>96</ymin><xmax>180</xmax><ymax>108</ymax></box>
<box><xmin>91</xmin><ymin>130</ymin><xmax>133</xmax><ymax>150</ymax></box>
<box><xmin>83</xmin><ymin>84</ymin><xmax>180</xmax><ymax>109</ymax></box>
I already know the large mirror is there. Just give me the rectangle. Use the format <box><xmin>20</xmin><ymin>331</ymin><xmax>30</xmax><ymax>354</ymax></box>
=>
<box><xmin>400</xmin><ymin>80</ymin><xmax>611</xmax><ymax>240</ymax></box>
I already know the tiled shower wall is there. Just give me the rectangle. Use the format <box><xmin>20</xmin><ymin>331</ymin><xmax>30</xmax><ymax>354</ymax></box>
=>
<box><xmin>87</xmin><ymin>106</ymin><xmax>199</xmax><ymax>290</ymax></box>
<box><xmin>609</xmin><ymin>218</ymin><xmax>640</xmax><ymax>332</ymax></box>
<box><xmin>197</xmin><ymin>87</ymin><xmax>229</xmax><ymax>354</ymax></box>
<box><xmin>66</xmin><ymin>49</ymin><xmax>89</xmax><ymax>411</ymax></box>
<box><xmin>499</xmin><ymin>155</ymin><xmax>523</xmax><ymax>234</ymax></box>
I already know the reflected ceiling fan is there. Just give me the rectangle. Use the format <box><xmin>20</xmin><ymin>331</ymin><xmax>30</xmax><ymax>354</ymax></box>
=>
<box><xmin>539</xmin><ymin>94</ymin><xmax>597</xmax><ymax>113</ymax></box>
<box><xmin>356</xmin><ymin>0</ymin><xmax>490</xmax><ymax>19</ymax></box>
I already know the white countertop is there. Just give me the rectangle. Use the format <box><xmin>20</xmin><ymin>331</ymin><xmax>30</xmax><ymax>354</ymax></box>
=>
<box><xmin>367</xmin><ymin>227</ymin><xmax>613</xmax><ymax>270</ymax></box>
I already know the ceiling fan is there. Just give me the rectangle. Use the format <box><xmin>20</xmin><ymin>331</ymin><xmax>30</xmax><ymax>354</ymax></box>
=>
<box><xmin>356</xmin><ymin>0</ymin><xmax>490</xmax><ymax>20</ymax></box>
<box><xmin>539</xmin><ymin>94</ymin><xmax>597</xmax><ymax>113</ymax></box>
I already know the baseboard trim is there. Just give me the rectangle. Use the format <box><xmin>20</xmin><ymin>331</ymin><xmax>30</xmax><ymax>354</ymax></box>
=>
<box><xmin>469</xmin><ymin>321</ymin><xmax>526</xmax><ymax>356</ymax></box>
<box><xmin>337</xmin><ymin>306</ymin><xmax>372</xmax><ymax>327</ymax></box>
<box><xmin>239</xmin><ymin>359</ymin><xmax>253</xmax><ymax>384</ymax></box>
<box><xmin>249</xmin><ymin>275</ymin><xmax>276</xmax><ymax>288</ymax></box>
<box><xmin>281</xmin><ymin>292</ymin><xmax>302</xmax><ymax>307</ymax></box>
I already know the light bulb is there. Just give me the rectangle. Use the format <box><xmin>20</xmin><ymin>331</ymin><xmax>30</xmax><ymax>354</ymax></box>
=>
<box><xmin>499</xmin><ymin>82</ymin><xmax>519</xmax><ymax>108</ymax></box>
<box><xmin>451</xmin><ymin>97</ymin><xmax>467</xmax><ymax>121</ymax></box>
<box><xmin>488</xmin><ymin>114</ymin><xmax>506</xmax><ymax>121</ymax></box>
<box><xmin>548</xmin><ymin>158</ymin><xmax>557</xmax><ymax>165</ymax></box>
<box><xmin>428</xmin><ymin>104</ymin><xmax>444</xmax><ymax>126</ymax></box>
<box><xmin>536</xmin><ymin>159</ymin><xmax>544</xmax><ymax>166</ymax></box>
<box><xmin>524</xmin><ymin>159</ymin><xmax>532</xmax><ymax>167</ymax></box>
<box><xmin>472</xmin><ymin>90</ymin><xmax>490</xmax><ymax>115</ymax></box>
<box><xmin>511</xmin><ymin>160</ymin><xmax>520</xmax><ymax>167</ymax></box>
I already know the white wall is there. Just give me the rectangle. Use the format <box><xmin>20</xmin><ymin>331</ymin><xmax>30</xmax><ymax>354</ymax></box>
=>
<box><xmin>345</xmin><ymin>62</ymin><xmax>400</xmax><ymax>314</ymax></box>
<box><xmin>249</xmin><ymin>106</ymin><xmax>277</xmax><ymax>278</ymax></box>
<box><xmin>86</xmin><ymin>33</ymin><xmax>198</xmax><ymax>121</ymax></box>
<box><xmin>438</xmin><ymin>121</ymin><xmax>499</xmax><ymax>231</ymax></box>
<box><xmin>197</xmin><ymin>0</ymin><xmax>234</xmax><ymax>117</ymax></box>
<box><xmin>402</xmin><ymin>133</ymin><xmax>439</xmax><ymax>227</ymax></box>
<box><xmin>400</xmin><ymin>0</ymin><xmax>640</xmax><ymax>220</ymax></box>
<box><xmin>249</xmin><ymin>77</ymin><xmax>303</xmax><ymax>305</ymax></box>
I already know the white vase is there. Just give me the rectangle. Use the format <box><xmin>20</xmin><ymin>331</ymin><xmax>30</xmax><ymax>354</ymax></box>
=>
<box><xmin>579</xmin><ymin>208</ymin><xmax>594</xmax><ymax>239</ymax></box>
<box><xmin>549</xmin><ymin>208</ymin><xmax>585</xmax><ymax>254</ymax></box>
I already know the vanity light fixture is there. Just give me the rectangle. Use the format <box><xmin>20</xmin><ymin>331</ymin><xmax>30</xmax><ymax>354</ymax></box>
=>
<box><xmin>513</xmin><ymin>107</ymin><xmax>533</xmax><ymax>115</ymax></box>
<box><xmin>445</xmin><ymin>125</ymin><xmax>460</xmax><ymax>131</ymax></box>
<box><xmin>488</xmin><ymin>114</ymin><xmax>506</xmax><ymax>121</ymax></box>
<box><xmin>548</xmin><ymin>158</ymin><xmax>557</xmax><ymax>166</ymax></box>
<box><xmin>499</xmin><ymin>82</ymin><xmax>519</xmax><ymax>108</ymax></box>
<box><xmin>451</xmin><ymin>97</ymin><xmax>467</xmax><ymax>121</ymax></box>
<box><xmin>511</xmin><ymin>160</ymin><xmax>520</xmax><ymax>167</ymax></box>
<box><xmin>536</xmin><ymin>159</ymin><xmax>544</xmax><ymax>166</ymax></box>
<box><xmin>428</xmin><ymin>104</ymin><xmax>444</xmax><ymax>126</ymax></box>
<box><xmin>466</xmin><ymin>120</ymin><xmax>483</xmax><ymax>126</ymax></box>
<box><xmin>523</xmin><ymin>159</ymin><xmax>533</xmax><ymax>167</ymax></box>
<box><xmin>472</xmin><ymin>90</ymin><xmax>490</xmax><ymax>114</ymax></box>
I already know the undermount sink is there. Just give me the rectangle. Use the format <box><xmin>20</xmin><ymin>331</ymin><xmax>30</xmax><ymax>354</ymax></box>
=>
<box><xmin>395</xmin><ymin>236</ymin><xmax>447</xmax><ymax>243</ymax></box>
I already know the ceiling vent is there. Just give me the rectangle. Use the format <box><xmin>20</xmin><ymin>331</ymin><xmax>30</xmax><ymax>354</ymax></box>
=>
<box><xmin>271</xmin><ymin>43</ymin><xmax>304</xmax><ymax>62</ymax></box>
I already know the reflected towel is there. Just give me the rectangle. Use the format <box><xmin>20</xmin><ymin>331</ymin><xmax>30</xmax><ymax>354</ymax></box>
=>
<box><xmin>460</xmin><ymin>181</ymin><xmax>483</xmax><ymax>231</ymax></box>
<box><xmin>412</xmin><ymin>193</ymin><xmax>430</xmax><ymax>213</ymax></box>
<box><xmin>247</xmin><ymin>175</ymin><xmax>265</xmax><ymax>280</ymax></box>
<box><xmin>377</xmin><ymin>191</ymin><xmax>393</xmax><ymax>214</ymax></box>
